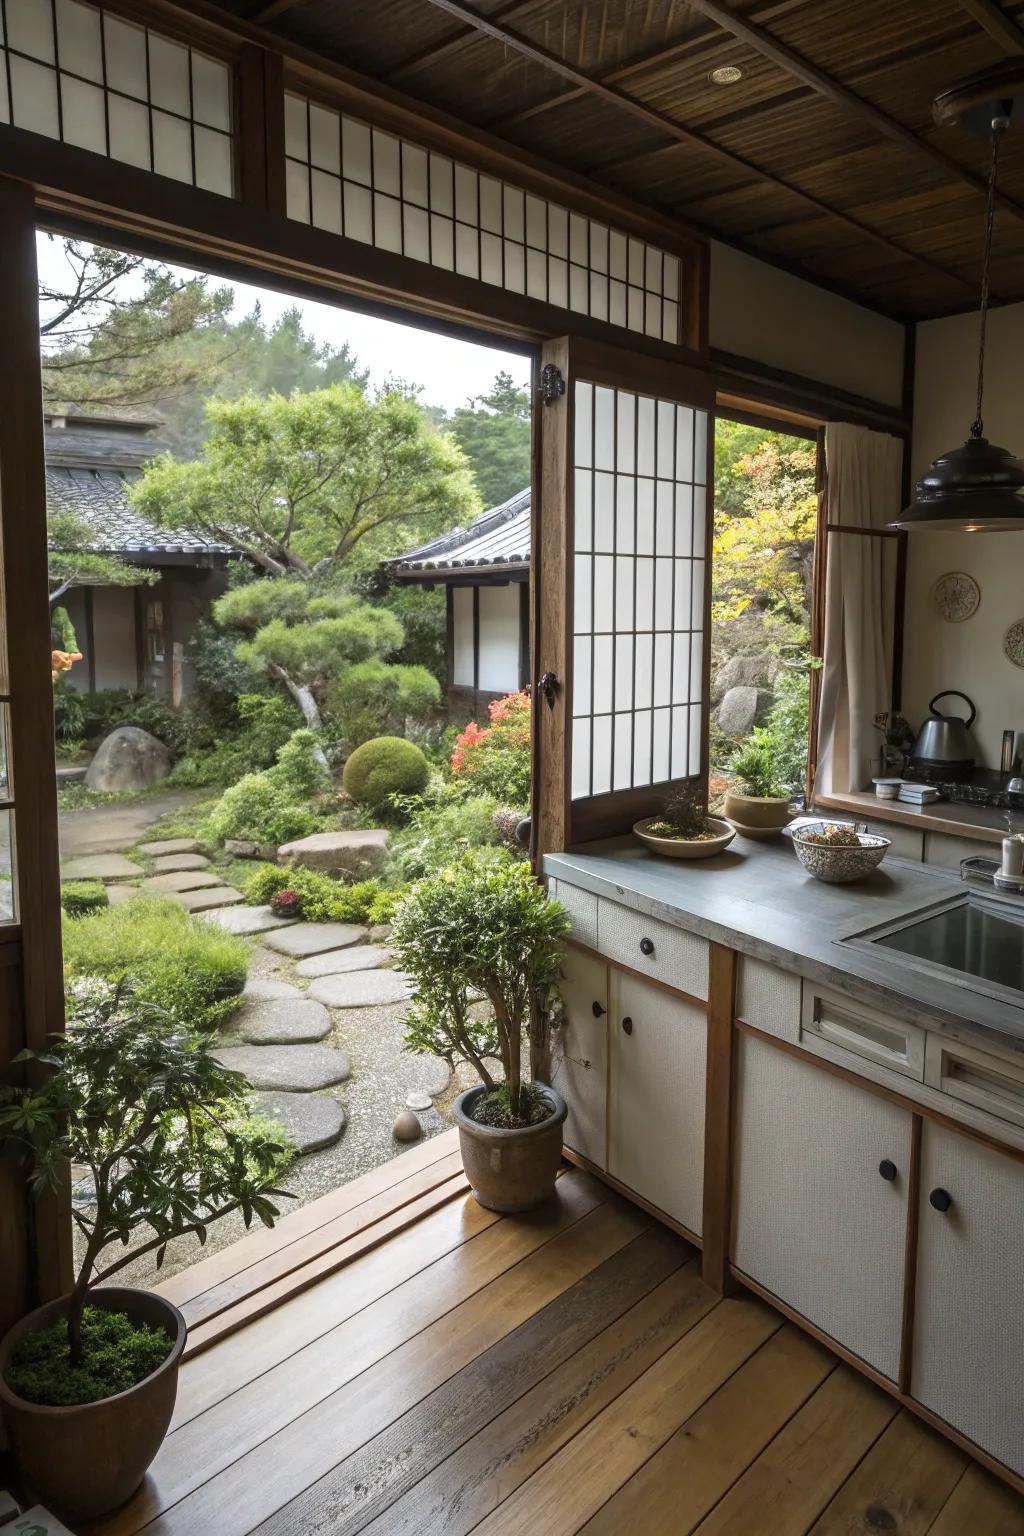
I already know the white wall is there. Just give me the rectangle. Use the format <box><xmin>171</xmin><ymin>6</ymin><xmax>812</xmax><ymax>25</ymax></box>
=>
<box><xmin>92</xmin><ymin>586</ymin><xmax>138</xmax><ymax>691</ymax></box>
<box><xmin>452</xmin><ymin>586</ymin><xmax>475</xmax><ymax>687</ymax></box>
<box><xmin>709</xmin><ymin>242</ymin><xmax>906</xmax><ymax>409</ymax></box>
<box><xmin>904</xmin><ymin>303</ymin><xmax>1024</xmax><ymax>769</ymax></box>
<box><xmin>477</xmin><ymin>584</ymin><xmax>522</xmax><ymax>694</ymax></box>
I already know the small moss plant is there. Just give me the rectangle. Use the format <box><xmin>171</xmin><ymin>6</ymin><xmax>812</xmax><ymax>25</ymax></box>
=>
<box><xmin>5</xmin><ymin>1307</ymin><xmax>171</xmax><ymax>1407</ymax></box>
<box><xmin>645</xmin><ymin>782</ymin><xmax>718</xmax><ymax>841</ymax></box>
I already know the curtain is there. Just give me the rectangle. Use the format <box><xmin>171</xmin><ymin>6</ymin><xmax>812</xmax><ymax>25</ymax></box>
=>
<box><xmin>815</xmin><ymin>423</ymin><xmax>904</xmax><ymax>795</ymax></box>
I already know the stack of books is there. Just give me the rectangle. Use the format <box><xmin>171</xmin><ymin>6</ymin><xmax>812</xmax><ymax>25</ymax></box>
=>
<box><xmin>897</xmin><ymin>782</ymin><xmax>941</xmax><ymax>805</ymax></box>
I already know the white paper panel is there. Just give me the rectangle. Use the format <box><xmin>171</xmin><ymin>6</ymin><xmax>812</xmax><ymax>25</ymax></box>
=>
<box><xmin>452</xmin><ymin>587</ymin><xmax>475</xmax><ymax>689</ymax></box>
<box><xmin>477</xmin><ymin>584</ymin><xmax>522</xmax><ymax>694</ymax></box>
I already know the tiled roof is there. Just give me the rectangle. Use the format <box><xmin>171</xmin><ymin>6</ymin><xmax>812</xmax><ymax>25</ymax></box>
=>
<box><xmin>386</xmin><ymin>487</ymin><xmax>530</xmax><ymax>576</ymax></box>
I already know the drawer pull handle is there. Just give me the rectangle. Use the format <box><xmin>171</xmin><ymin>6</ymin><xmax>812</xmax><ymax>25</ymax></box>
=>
<box><xmin>592</xmin><ymin>1000</ymin><xmax>607</xmax><ymax>1018</ymax></box>
<box><xmin>929</xmin><ymin>1187</ymin><xmax>953</xmax><ymax>1213</ymax></box>
<box><xmin>878</xmin><ymin>1159</ymin><xmax>898</xmax><ymax>1182</ymax></box>
<box><xmin>639</xmin><ymin>937</ymin><xmax>655</xmax><ymax>956</ymax></box>
<box><xmin>622</xmin><ymin>1016</ymin><xmax>633</xmax><ymax>1036</ymax></box>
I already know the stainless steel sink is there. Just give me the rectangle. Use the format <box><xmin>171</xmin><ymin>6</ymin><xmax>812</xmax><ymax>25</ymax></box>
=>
<box><xmin>841</xmin><ymin>892</ymin><xmax>1024</xmax><ymax>1006</ymax></box>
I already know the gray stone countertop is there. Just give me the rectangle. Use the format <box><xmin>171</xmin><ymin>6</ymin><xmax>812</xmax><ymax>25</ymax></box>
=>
<box><xmin>544</xmin><ymin>833</ymin><xmax>1024</xmax><ymax>1055</ymax></box>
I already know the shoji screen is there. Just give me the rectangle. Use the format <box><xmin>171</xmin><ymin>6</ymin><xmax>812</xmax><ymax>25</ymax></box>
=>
<box><xmin>571</xmin><ymin>380</ymin><xmax>708</xmax><ymax>803</ymax></box>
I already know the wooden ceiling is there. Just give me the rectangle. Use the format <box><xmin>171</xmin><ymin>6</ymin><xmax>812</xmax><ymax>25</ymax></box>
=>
<box><xmin>212</xmin><ymin>0</ymin><xmax>1024</xmax><ymax>321</ymax></box>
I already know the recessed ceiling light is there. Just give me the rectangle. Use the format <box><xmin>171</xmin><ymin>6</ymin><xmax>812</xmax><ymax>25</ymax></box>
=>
<box><xmin>709</xmin><ymin>64</ymin><xmax>743</xmax><ymax>85</ymax></box>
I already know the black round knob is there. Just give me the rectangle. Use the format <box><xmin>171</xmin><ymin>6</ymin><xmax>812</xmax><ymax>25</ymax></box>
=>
<box><xmin>591</xmin><ymin>1000</ymin><xmax>607</xmax><ymax>1018</ymax></box>
<box><xmin>878</xmin><ymin>1159</ymin><xmax>897</xmax><ymax>1182</ymax></box>
<box><xmin>929</xmin><ymin>1187</ymin><xmax>953</xmax><ymax>1213</ymax></box>
<box><xmin>622</xmin><ymin>1016</ymin><xmax>633</xmax><ymax>1035</ymax></box>
<box><xmin>639</xmin><ymin>937</ymin><xmax>655</xmax><ymax>956</ymax></box>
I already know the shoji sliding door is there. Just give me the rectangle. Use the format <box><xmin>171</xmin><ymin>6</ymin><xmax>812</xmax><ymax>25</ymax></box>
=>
<box><xmin>533</xmin><ymin>337</ymin><xmax>714</xmax><ymax>855</ymax></box>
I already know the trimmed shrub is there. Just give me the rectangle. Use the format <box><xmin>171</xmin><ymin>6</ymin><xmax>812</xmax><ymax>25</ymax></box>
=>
<box><xmin>245</xmin><ymin>864</ymin><xmax>400</xmax><ymax>926</ymax></box>
<box><xmin>450</xmin><ymin>690</ymin><xmax>531</xmax><ymax>806</ymax></box>
<box><xmin>207</xmin><ymin>774</ymin><xmax>318</xmax><ymax>846</ymax></box>
<box><xmin>60</xmin><ymin>880</ymin><xmax>108</xmax><ymax>918</ymax></box>
<box><xmin>325</xmin><ymin>658</ymin><xmax>441</xmax><ymax>748</ymax></box>
<box><xmin>169</xmin><ymin>693</ymin><xmax>300</xmax><ymax>788</ymax></box>
<box><xmin>343</xmin><ymin>736</ymin><xmax>429</xmax><ymax>809</ymax></box>
<box><xmin>62</xmin><ymin>896</ymin><xmax>250</xmax><ymax>1030</ymax></box>
<box><xmin>391</xmin><ymin>791</ymin><xmax>504</xmax><ymax>881</ymax></box>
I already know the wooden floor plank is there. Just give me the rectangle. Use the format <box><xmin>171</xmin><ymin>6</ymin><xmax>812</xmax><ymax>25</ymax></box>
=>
<box><xmin>579</xmin><ymin>1325</ymin><xmax>837</xmax><ymax>1536</ymax></box>
<box><xmin>927</xmin><ymin>1463</ymin><xmax>1024</xmax><ymax>1536</ymax></box>
<box><xmin>362</xmin><ymin>1257</ymin><xmax>727</xmax><ymax>1536</ymax></box>
<box><xmin>102</xmin><ymin>1184</ymin><xmax>636</xmax><ymax>1536</ymax></box>
<box><xmin>807</xmin><ymin>1409</ymin><xmax>967</xmax><ymax>1534</ymax></box>
<box><xmin>457</xmin><ymin>1293</ymin><xmax>783</xmax><ymax>1536</ymax></box>
<box><xmin>251</xmin><ymin>1225</ymin><xmax>690</xmax><ymax>1536</ymax></box>
<box><xmin>690</xmin><ymin>1367</ymin><xmax>899</xmax><ymax>1536</ymax></box>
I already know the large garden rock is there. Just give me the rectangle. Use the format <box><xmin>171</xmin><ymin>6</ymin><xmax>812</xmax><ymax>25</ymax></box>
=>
<box><xmin>214</xmin><ymin>1044</ymin><xmax>350</xmax><ymax>1091</ymax></box>
<box><xmin>295</xmin><ymin>945</ymin><xmax>394</xmax><ymax>979</ymax></box>
<box><xmin>85</xmin><ymin>727</ymin><xmax>171</xmax><ymax>792</ymax></box>
<box><xmin>711</xmin><ymin>652</ymin><xmax>781</xmax><ymax>703</ymax></box>
<box><xmin>309</xmin><ymin>970</ymin><xmax>414</xmax><ymax>1009</ymax></box>
<box><xmin>265</xmin><ymin>922</ymin><xmax>368</xmax><ymax>959</ymax></box>
<box><xmin>277</xmin><ymin>829</ymin><xmax>389</xmax><ymax>877</ymax></box>
<box><xmin>717</xmin><ymin>685</ymin><xmax>773</xmax><ymax>737</ymax></box>
<box><xmin>253</xmin><ymin>1092</ymin><xmax>346</xmax><ymax>1154</ymax></box>
<box><xmin>237</xmin><ymin>998</ymin><xmax>331</xmax><ymax>1044</ymax></box>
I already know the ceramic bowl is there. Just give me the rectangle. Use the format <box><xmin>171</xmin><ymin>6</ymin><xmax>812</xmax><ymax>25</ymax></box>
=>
<box><xmin>633</xmin><ymin>815</ymin><xmax>736</xmax><ymax>860</ymax></box>
<box><xmin>790</xmin><ymin>820</ymin><xmax>891</xmax><ymax>883</ymax></box>
<box><xmin>872</xmin><ymin>777</ymin><xmax>902</xmax><ymax>800</ymax></box>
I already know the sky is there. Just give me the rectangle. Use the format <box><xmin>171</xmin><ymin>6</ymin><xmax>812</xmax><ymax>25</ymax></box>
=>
<box><xmin>35</xmin><ymin>232</ymin><xmax>532</xmax><ymax>415</ymax></box>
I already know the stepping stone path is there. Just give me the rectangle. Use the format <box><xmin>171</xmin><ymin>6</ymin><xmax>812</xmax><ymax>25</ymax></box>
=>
<box><xmin>140</xmin><ymin>871</ymin><xmax>223</xmax><ymax>894</ymax></box>
<box><xmin>214</xmin><ymin>1044</ymin><xmax>350</xmax><ymax>1091</ymax></box>
<box><xmin>151</xmin><ymin>852</ymin><xmax>211</xmax><ymax>873</ymax></box>
<box><xmin>406</xmin><ymin>1091</ymin><xmax>433</xmax><ymax>1111</ymax></box>
<box><xmin>201</xmin><ymin>904</ymin><xmax>293</xmax><ymax>934</ymax></box>
<box><xmin>295</xmin><ymin>945</ymin><xmax>394</xmax><ymax>979</ymax></box>
<box><xmin>264</xmin><ymin>922</ymin><xmax>368</xmax><ymax>959</ymax></box>
<box><xmin>238</xmin><ymin>999</ymin><xmax>332</xmax><ymax>1045</ymax></box>
<box><xmin>243</xmin><ymin>977</ymin><xmax>303</xmax><ymax>1002</ymax></box>
<box><xmin>176</xmin><ymin>885</ymin><xmax>246</xmax><ymax>912</ymax></box>
<box><xmin>61</xmin><ymin>853</ymin><xmax>141</xmax><ymax>882</ymax></box>
<box><xmin>253</xmin><ymin>1092</ymin><xmax>346</xmax><ymax>1154</ymax></box>
<box><xmin>136</xmin><ymin>838</ymin><xmax>202</xmax><ymax>856</ymax></box>
<box><xmin>308</xmin><ymin>970</ymin><xmax>415</xmax><ymax>1009</ymax></box>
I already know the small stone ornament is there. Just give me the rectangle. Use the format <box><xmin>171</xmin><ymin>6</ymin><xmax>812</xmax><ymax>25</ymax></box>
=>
<box><xmin>931</xmin><ymin>571</ymin><xmax>979</xmax><ymax>622</ymax></box>
<box><xmin>393</xmin><ymin>1109</ymin><xmax>423</xmax><ymax>1142</ymax></box>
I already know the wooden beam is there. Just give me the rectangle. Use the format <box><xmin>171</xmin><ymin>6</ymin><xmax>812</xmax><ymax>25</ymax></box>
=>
<box><xmin>414</xmin><ymin>0</ymin><xmax>981</xmax><ymax>296</ymax></box>
<box><xmin>385</xmin><ymin>0</ymin><xmax>540</xmax><ymax>81</ymax></box>
<box><xmin>248</xmin><ymin>0</ymin><xmax>306</xmax><ymax>22</ymax></box>
<box><xmin>958</xmin><ymin>0</ymin><xmax>1024</xmax><ymax>51</ymax></box>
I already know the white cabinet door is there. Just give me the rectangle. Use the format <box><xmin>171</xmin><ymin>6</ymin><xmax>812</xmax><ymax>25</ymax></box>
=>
<box><xmin>608</xmin><ymin>972</ymin><xmax>706</xmax><ymax>1236</ymax></box>
<box><xmin>912</xmin><ymin>1123</ymin><xmax>1024</xmax><ymax>1477</ymax></box>
<box><xmin>554</xmin><ymin>946</ymin><xmax>608</xmax><ymax>1169</ymax></box>
<box><xmin>733</xmin><ymin>1032</ymin><xmax>912</xmax><ymax>1381</ymax></box>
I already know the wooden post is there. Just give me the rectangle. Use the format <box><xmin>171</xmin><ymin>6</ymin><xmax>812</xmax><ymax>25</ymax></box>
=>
<box><xmin>702</xmin><ymin>942</ymin><xmax>738</xmax><ymax>1294</ymax></box>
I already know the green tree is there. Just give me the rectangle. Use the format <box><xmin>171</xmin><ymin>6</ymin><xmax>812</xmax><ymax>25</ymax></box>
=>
<box><xmin>130</xmin><ymin>385</ymin><xmax>478</xmax><ymax>580</ymax></box>
<box><xmin>449</xmin><ymin>371</ymin><xmax>531</xmax><ymax>508</ymax></box>
<box><xmin>712</xmin><ymin>431</ymin><xmax>817</xmax><ymax>626</ymax></box>
<box><xmin>47</xmin><ymin>508</ymin><xmax>157</xmax><ymax>608</ymax></box>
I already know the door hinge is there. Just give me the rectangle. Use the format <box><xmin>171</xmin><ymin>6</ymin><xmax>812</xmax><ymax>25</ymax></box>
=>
<box><xmin>539</xmin><ymin>363</ymin><xmax>566</xmax><ymax>405</ymax></box>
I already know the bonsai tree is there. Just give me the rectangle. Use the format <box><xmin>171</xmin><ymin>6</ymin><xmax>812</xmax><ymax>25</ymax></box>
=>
<box><xmin>392</xmin><ymin>855</ymin><xmax>570</xmax><ymax>1125</ymax></box>
<box><xmin>0</xmin><ymin>983</ymin><xmax>293</xmax><ymax>1385</ymax></box>
<box><xmin>645</xmin><ymin>781</ymin><xmax>718</xmax><ymax>841</ymax></box>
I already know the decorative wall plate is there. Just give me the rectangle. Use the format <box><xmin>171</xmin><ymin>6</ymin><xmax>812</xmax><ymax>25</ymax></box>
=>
<box><xmin>932</xmin><ymin>571</ymin><xmax>980</xmax><ymax>622</ymax></box>
<box><xmin>1004</xmin><ymin>618</ymin><xmax>1024</xmax><ymax>669</ymax></box>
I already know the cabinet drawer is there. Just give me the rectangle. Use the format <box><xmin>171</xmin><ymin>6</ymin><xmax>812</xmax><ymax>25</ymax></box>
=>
<box><xmin>924</xmin><ymin>1033</ymin><xmax>1024</xmax><ymax>1132</ymax></box>
<box><xmin>598</xmin><ymin>899</ymin><xmax>709</xmax><ymax>1001</ymax></box>
<box><xmin>550</xmin><ymin>880</ymin><xmax>599</xmax><ymax>949</ymax></box>
<box><xmin>737</xmin><ymin>956</ymin><xmax>800</xmax><ymax>1041</ymax></box>
<box><xmin>801</xmin><ymin>987</ymin><xmax>925</xmax><ymax>1080</ymax></box>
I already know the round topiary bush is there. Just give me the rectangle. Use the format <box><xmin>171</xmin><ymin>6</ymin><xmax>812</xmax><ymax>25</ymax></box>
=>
<box><xmin>342</xmin><ymin>736</ymin><xmax>429</xmax><ymax>809</ymax></box>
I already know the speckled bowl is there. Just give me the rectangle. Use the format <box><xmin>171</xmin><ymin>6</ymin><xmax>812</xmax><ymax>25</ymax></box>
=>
<box><xmin>790</xmin><ymin>821</ymin><xmax>891</xmax><ymax>883</ymax></box>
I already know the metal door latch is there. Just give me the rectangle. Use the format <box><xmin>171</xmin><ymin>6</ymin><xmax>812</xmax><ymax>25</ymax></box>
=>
<box><xmin>540</xmin><ymin>363</ymin><xmax>565</xmax><ymax>404</ymax></box>
<box><xmin>536</xmin><ymin>671</ymin><xmax>558</xmax><ymax>708</ymax></box>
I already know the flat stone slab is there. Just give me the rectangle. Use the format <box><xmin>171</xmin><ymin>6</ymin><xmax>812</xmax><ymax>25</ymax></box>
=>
<box><xmin>140</xmin><ymin>871</ymin><xmax>223</xmax><ymax>894</ymax></box>
<box><xmin>136</xmin><ymin>838</ymin><xmax>202</xmax><ymax>856</ymax></box>
<box><xmin>278</xmin><ymin>829</ymin><xmax>389</xmax><ymax>877</ymax></box>
<box><xmin>61</xmin><ymin>854</ymin><xmax>141</xmax><ymax>882</ymax></box>
<box><xmin>406</xmin><ymin>1091</ymin><xmax>433</xmax><ymax>1111</ymax></box>
<box><xmin>238</xmin><ymin>998</ymin><xmax>332</xmax><ymax>1045</ymax></box>
<box><xmin>214</xmin><ymin>1044</ymin><xmax>350</xmax><ymax>1091</ymax></box>
<box><xmin>201</xmin><ymin>905</ymin><xmax>294</xmax><ymax>935</ymax></box>
<box><xmin>253</xmin><ymin>1092</ymin><xmax>346</xmax><ymax>1155</ymax></box>
<box><xmin>150</xmin><ymin>852</ymin><xmax>212</xmax><ymax>872</ymax></box>
<box><xmin>295</xmin><ymin>945</ymin><xmax>394</xmax><ymax>978</ymax></box>
<box><xmin>264</xmin><ymin>922</ymin><xmax>368</xmax><ymax>959</ymax></box>
<box><xmin>308</xmin><ymin>970</ymin><xmax>415</xmax><ymax>1009</ymax></box>
<box><xmin>243</xmin><ymin>977</ymin><xmax>304</xmax><ymax>1002</ymax></box>
<box><xmin>173</xmin><ymin>886</ymin><xmax>244</xmax><ymax>912</ymax></box>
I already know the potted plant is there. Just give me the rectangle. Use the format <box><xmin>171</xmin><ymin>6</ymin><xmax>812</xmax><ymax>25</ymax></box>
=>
<box><xmin>392</xmin><ymin>854</ymin><xmax>571</xmax><ymax>1212</ymax></box>
<box><xmin>724</xmin><ymin>731</ymin><xmax>795</xmax><ymax>837</ymax></box>
<box><xmin>0</xmin><ymin>982</ymin><xmax>293</xmax><ymax>1523</ymax></box>
<box><xmin>633</xmin><ymin>781</ymin><xmax>735</xmax><ymax>860</ymax></box>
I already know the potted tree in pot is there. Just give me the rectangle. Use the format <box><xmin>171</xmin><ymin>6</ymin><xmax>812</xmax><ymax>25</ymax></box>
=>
<box><xmin>0</xmin><ymin>983</ymin><xmax>292</xmax><ymax>1523</ymax></box>
<box><xmin>392</xmin><ymin>854</ymin><xmax>570</xmax><ymax>1212</ymax></box>
<box><xmin>723</xmin><ymin>731</ymin><xmax>795</xmax><ymax>838</ymax></box>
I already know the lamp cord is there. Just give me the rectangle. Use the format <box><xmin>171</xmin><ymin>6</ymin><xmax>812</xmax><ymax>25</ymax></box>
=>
<box><xmin>972</xmin><ymin>121</ymin><xmax>1004</xmax><ymax>440</ymax></box>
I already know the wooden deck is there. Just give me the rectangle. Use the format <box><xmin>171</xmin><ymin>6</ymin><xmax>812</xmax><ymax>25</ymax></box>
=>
<box><xmin>87</xmin><ymin>1132</ymin><xmax>1024</xmax><ymax>1536</ymax></box>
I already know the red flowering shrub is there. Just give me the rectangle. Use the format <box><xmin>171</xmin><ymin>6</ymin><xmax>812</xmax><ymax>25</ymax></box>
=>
<box><xmin>269</xmin><ymin>888</ymin><xmax>303</xmax><ymax>918</ymax></box>
<box><xmin>451</xmin><ymin>690</ymin><xmax>531</xmax><ymax>805</ymax></box>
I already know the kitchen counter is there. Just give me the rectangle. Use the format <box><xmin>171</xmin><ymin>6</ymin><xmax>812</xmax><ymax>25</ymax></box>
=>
<box><xmin>545</xmin><ymin>833</ymin><xmax>1024</xmax><ymax>1054</ymax></box>
<box><xmin>816</xmin><ymin>789</ymin><xmax>1013</xmax><ymax>845</ymax></box>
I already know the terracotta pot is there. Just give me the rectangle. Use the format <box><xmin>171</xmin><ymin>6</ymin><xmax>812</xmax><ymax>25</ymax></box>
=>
<box><xmin>0</xmin><ymin>1286</ymin><xmax>186</xmax><ymax>1522</ymax></box>
<box><xmin>454</xmin><ymin>1083</ymin><xmax>567</xmax><ymax>1213</ymax></box>
<box><xmin>723</xmin><ymin>791</ymin><xmax>794</xmax><ymax>836</ymax></box>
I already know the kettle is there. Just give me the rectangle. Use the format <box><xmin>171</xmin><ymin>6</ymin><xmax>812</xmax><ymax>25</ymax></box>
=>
<box><xmin>911</xmin><ymin>690</ymin><xmax>977</xmax><ymax>772</ymax></box>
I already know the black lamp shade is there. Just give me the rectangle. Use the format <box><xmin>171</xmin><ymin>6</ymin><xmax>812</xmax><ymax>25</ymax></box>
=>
<box><xmin>890</xmin><ymin>435</ymin><xmax>1024</xmax><ymax>531</ymax></box>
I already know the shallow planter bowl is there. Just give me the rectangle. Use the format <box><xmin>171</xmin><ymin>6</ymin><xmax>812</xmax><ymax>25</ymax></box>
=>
<box><xmin>723</xmin><ymin>791</ymin><xmax>794</xmax><ymax>834</ymax></box>
<box><xmin>454</xmin><ymin>1083</ymin><xmax>567</xmax><ymax>1213</ymax></box>
<box><xmin>0</xmin><ymin>1286</ymin><xmax>186</xmax><ymax>1522</ymax></box>
<box><xmin>790</xmin><ymin>821</ymin><xmax>891</xmax><ymax>884</ymax></box>
<box><xmin>633</xmin><ymin>815</ymin><xmax>735</xmax><ymax>860</ymax></box>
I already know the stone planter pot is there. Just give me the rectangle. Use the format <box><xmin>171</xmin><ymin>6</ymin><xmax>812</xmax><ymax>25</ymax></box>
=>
<box><xmin>454</xmin><ymin>1083</ymin><xmax>567</xmax><ymax>1213</ymax></box>
<box><xmin>0</xmin><ymin>1287</ymin><xmax>186</xmax><ymax>1523</ymax></box>
<box><xmin>723</xmin><ymin>791</ymin><xmax>794</xmax><ymax>839</ymax></box>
